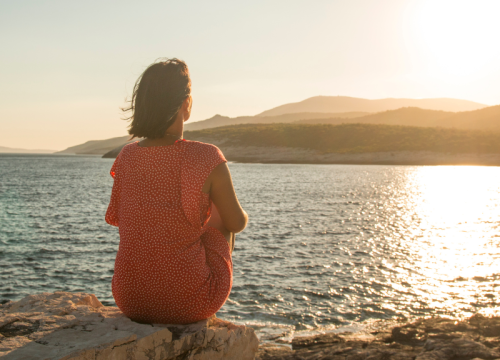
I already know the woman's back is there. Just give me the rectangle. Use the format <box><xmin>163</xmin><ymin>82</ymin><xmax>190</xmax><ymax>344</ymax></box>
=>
<box><xmin>106</xmin><ymin>140</ymin><xmax>233</xmax><ymax>324</ymax></box>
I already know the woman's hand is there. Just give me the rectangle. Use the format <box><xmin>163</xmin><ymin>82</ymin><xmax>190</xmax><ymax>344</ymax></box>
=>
<box><xmin>203</xmin><ymin>163</ymin><xmax>248</xmax><ymax>233</ymax></box>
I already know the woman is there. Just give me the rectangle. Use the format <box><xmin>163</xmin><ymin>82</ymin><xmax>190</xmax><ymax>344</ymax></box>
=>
<box><xmin>105</xmin><ymin>58</ymin><xmax>248</xmax><ymax>324</ymax></box>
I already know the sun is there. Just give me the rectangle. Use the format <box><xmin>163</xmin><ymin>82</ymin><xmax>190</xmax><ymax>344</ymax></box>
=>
<box><xmin>408</xmin><ymin>0</ymin><xmax>500</xmax><ymax>82</ymax></box>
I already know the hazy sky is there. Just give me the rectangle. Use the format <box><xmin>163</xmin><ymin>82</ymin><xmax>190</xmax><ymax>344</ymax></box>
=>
<box><xmin>1</xmin><ymin>0</ymin><xmax>499</xmax><ymax>150</ymax></box>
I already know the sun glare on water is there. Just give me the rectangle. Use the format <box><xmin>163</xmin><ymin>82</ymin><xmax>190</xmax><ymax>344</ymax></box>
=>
<box><xmin>402</xmin><ymin>166</ymin><xmax>500</xmax><ymax>317</ymax></box>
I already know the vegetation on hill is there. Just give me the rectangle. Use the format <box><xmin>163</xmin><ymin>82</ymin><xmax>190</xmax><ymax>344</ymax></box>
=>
<box><xmin>295</xmin><ymin>105</ymin><xmax>500</xmax><ymax>132</ymax></box>
<box><xmin>65</xmin><ymin>101</ymin><xmax>500</xmax><ymax>156</ymax></box>
<box><xmin>296</xmin><ymin>107</ymin><xmax>452</xmax><ymax>127</ymax></box>
<box><xmin>441</xmin><ymin>104</ymin><xmax>500</xmax><ymax>131</ymax></box>
<box><xmin>184</xmin><ymin>111</ymin><xmax>369</xmax><ymax>131</ymax></box>
<box><xmin>185</xmin><ymin>123</ymin><xmax>500</xmax><ymax>154</ymax></box>
<box><xmin>186</xmin><ymin>104</ymin><xmax>499</xmax><ymax>134</ymax></box>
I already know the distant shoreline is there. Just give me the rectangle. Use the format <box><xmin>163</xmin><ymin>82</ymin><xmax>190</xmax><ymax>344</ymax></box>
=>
<box><xmin>210</xmin><ymin>146</ymin><xmax>500</xmax><ymax>166</ymax></box>
<box><xmin>105</xmin><ymin>144</ymin><xmax>500</xmax><ymax>166</ymax></box>
<box><xmin>0</xmin><ymin>150</ymin><xmax>56</xmax><ymax>154</ymax></box>
<box><xmin>229</xmin><ymin>159</ymin><xmax>500</xmax><ymax>166</ymax></box>
<box><xmin>4</xmin><ymin>149</ymin><xmax>500</xmax><ymax>166</ymax></box>
<box><xmin>0</xmin><ymin>152</ymin><xmax>101</xmax><ymax>157</ymax></box>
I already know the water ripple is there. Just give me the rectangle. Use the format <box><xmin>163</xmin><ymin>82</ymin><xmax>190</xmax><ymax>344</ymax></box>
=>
<box><xmin>1</xmin><ymin>155</ymin><xmax>499</xmax><ymax>337</ymax></box>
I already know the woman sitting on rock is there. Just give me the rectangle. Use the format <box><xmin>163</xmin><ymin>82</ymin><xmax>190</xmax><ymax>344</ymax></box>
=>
<box><xmin>105</xmin><ymin>58</ymin><xmax>248</xmax><ymax>324</ymax></box>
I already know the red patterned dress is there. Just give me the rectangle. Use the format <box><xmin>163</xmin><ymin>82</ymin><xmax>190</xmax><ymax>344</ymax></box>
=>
<box><xmin>105</xmin><ymin>140</ymin><xmax>232</xmax><ymax>324</ymax></box>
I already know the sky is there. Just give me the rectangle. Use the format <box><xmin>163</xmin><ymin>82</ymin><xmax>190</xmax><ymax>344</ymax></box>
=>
<box><xmin>1</xmin><ymin>0</ymin><xmax>499</xmax><ymax>150</ymax></box>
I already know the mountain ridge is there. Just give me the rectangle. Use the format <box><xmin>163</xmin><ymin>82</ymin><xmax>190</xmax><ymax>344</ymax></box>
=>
<box><xmin>184</xmin><ymin>111</ymin><xmax>369</xmax><ymax>131</ymax></box>
<box><xmin>182</xmin><ymin>122</ymin><xmax>500</xmax><ymax>154</ymax></box>
<box><xmin>258</xmin><ymin>96</ymin><xmax>487</xmax><ymax>117</ymax></box>
<box><xmin>56</xmin><ymin>96</ymin><xmax>497</xmax><ymax>156</ymax></box>
<box><xmin>296</xmin><ymin>105</ymin><xmax>500</xmax><ymax>131</ymax></box>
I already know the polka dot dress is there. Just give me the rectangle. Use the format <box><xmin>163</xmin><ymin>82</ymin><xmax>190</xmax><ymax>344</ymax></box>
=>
<box><xmin>105</xmin><ymin>140</ymin><xmax>232</xmax><ymax>324</ymax></box>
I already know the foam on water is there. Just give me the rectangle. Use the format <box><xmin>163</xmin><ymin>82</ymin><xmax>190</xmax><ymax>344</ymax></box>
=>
<box><xmin>1</xmin><ymin>154</ymin><xmax>499</xmax><ymax>340</ymax></box>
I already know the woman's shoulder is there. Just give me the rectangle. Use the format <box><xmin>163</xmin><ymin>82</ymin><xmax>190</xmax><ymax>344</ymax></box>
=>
<box><xmin>122</xmin><ymin>141</ymin><xmax>140</xmax><ymax>152</ymax></box>
<box><xmin>109</xmin><ymin>141</ymin><xmax>139</xmax><ymax>177</ymax></box>
<box><xmin>182</xmin><ymin>140</ymin><xmax>226</xmax><ymax>166</ymax></box>
<box><xmin>115</xmin><ymin>141</ymin><xmax>139</xmax><ymax>159</ymax></box>
<box><xmin>183</xmin><ymin>140</ymin><xmax>224</xmax><ymax>157</ymax></box>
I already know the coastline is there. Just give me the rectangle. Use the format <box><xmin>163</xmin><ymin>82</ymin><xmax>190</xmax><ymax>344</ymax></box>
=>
<box><xmin>2</xmin><ymin>292</ymin><xmax>499</xmax><ymax>360</ymax></box>
<box><xmin>216</xmin><ymin>145</ymin><xmax>500</xmax><ymax>166</ymax></box>
<box><xmin>0</xmin><ymin>292</ymin><xmax>259</xmax><ymax>359</ymax></box>
<box><xmin>101</xmin><ymin>141</ymin><xmax>500</xmax><ymax>166</ymax></box>
<box><xmin>256</xmin><ymin>314</ymin><xmax>500</xmax><ymax>359</ymax></box>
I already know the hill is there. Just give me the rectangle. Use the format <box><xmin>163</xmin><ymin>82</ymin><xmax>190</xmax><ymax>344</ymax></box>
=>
<box><xmin>0</xmin><ymin>146</ymin><xmax>55</xmax><ymax>154</ymax></box>
<box><xmin>56</xmin><ymin>135</ymin><xmax>135</xmax><ymax>155</ymax></box>
<box><xmin>60</xmin><ymin>97</ymin><xmax>497</xmax><ymax>156</ymax></box>
<box><xmin>184</xmin><ymin>112</ymin><xmax>369</xmax><ymax>131</ymax></box>
<box><xmin>296</xmin><ymin>107</ymin><xmax>453</xmax><ymax>127</ymax></box>
<box><xmin>70</xmin><ymin>104</ymin><xmax>500</xmax><ymax>156</ymax></box>
<box><xmin>102</xmin><ymin>123</ymin><xmax>500</xmax><ymax>165</ymax></box>
<box><xmin>183</xmin><ymin>123</ymin><xmax>500</xmax><ymax>154</ymax></box>
<box><xmin>440</xmin><ymin>105</ymin><xmax>500</xmax><ymax>131</ymax></box>
<box><xmin>63</xmin><ymin>113</ymin><xmax>369</xmax><ymax>154</ymax></box>
<box><xmin>296</xmin><ymin>105</ymin><xmax>500</xmax><ymax>131</ymax></box>
<box><xmin>258</xmin><ymin>96</ymin><xmax>486</xmax><ymax>117</ymax></box>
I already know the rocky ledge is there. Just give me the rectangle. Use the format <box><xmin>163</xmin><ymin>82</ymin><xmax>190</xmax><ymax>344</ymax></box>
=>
<box><xmin>0</xmin><ymin>292</ymin><xmax>258</xmax><ymax>360</ymax></box>
<box><xmin>257</xmin><ymin>315</ymin><xmax>500</xmax><ymax>360</ymax></box>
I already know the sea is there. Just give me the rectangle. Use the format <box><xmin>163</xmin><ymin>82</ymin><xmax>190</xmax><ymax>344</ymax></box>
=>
<box><xmin>1</xmin><ymin>154</ymin><xmax>499</xmax><ymax>341</ymax></box>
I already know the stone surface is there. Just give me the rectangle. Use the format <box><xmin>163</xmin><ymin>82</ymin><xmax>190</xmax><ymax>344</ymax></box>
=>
<box><xmin>256</xmin><ymin>315</ymin><xmax>500</xmax><ymax>360</ymax></box>
<box><xmin>0</xmin><ymin>292</ymin><xmax>259</xmax><ymax>360</ymax></box>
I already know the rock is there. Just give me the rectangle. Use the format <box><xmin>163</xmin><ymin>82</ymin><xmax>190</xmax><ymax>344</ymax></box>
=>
<box><xmin>417</xmin><ymin>338</ymin><xmax>499</xmax><ymax>360</ymax></box>
<box><xmin>0</xmin><ymin>292</ymin><xmax>258</xmax><ymax>360</ymax></box>
<box><xmin>256</xmin><ymin>316</ymin><xmax>500</xmax><ymax>360</ymax></box>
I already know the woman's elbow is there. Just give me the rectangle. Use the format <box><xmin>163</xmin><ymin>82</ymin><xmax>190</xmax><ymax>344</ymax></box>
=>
<box><xmin>226</xmin><ymin>211</ymin><xmax>248</xmax><ymax>233</ymax></box>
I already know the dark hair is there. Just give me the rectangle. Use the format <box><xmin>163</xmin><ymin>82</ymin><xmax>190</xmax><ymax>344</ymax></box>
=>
<box><xmin>124</xmin><ymin>58</ymin><xmax>191</xmax><ymax>139</ymax></box>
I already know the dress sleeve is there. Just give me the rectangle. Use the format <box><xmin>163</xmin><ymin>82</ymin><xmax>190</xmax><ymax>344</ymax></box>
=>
<box><xmin>105</xmin><ymin>151</ymin><xmax>124</xmax><ymax>227</ymax></box>
<box><xmin>181</xmin><ymin>143</ymin><xmax>227</xmax><ymax>229</ymax></box>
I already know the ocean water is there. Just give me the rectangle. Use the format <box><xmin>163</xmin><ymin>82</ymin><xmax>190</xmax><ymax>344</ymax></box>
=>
<box><xmin>1</xmin><ymin>154</ymin><xmax>499</xmax><ymax>340</ymax></box>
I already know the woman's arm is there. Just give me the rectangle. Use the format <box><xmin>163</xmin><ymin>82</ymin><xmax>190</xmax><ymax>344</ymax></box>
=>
<box><xmin>202</xmin><ymin>162</ymin><xmax>248</xmax><ymax>233</ymax></box>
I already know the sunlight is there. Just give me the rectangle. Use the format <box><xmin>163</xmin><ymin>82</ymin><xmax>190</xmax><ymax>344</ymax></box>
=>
<box><xmin>402</xmin><ymin>166</ymin><xmax>500</xmax><ymax>316</ymax></box>
<box><xmin>416</xmin><ymin>166</ymin><xmax>497</xmax><ymax>227</ymax></box>
<box><xmin>413</xmin><ymin>167</ymin><xmax>499</xmax><ymax>278</ymax></box>
<box><xmin>410</xmin><ymin>0</ymin><xmax>500</xmax><ymax>82</ymax></box>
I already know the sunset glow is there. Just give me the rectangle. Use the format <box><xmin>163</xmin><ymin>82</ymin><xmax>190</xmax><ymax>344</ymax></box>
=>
<box><xmin>404</xmin><ymin>166</ymin><xmax>500</xmax><ymax>316</ymax></box>
<box><xmin>1</xmin><ymin>0</ymin><xmax>499</xmax><ymax>150</ymax></box>
<box><xmin>1</xmin><ymin>1</ymin><xmax>500</xmax><ymax>356</ymax></box>
<box><xmin>409</xmin><ymin>0</ymin><xmax>500</xmax><ymax>82</ymax></box>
